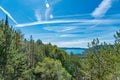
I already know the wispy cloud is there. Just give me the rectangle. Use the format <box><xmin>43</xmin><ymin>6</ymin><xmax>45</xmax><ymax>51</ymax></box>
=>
<box><xmin>44</xmin><ymin>26</ymin><xmax>77</xmax><ymax>32</ymax></box>
<box><xmin>45</xmin><ymin>8</ymin><xmax>51</xmax><ymax>20</ymax></box>
<box><xmin>15</xmin><ymin>20</ymin><xmax>78</xmax><ymax>27</ymax></box>
<box><xmin>92</xmin><ymin>0</ymin><xmax>112</xmax><ymax>18</ymax></box>
<box><xmin>60</xmin><ymin>34</ymin><xmax>77</xmax><ymax>37</ymax></box>
<box><xmin>15</xmin><ymin>19</ymin><xmax>120</xmax><ymax>27</ymax></box>
<box><xmin>0</xmin><ymin>6</ymin><xmax>17</xmax><ymax>24</ymax></box>
<box><xmin>15</xmin><ymin>20</ymin><xmax>82</xmax><ymax>27</ymax></box>
<box><xmin>50</xmin><ymin>40</ymin><xmax>91</xmax><ymax>48</ymax></box>
<box><xmin>51</xmin><ymin>0</ymin><xmax>61</xmax><ymax>5</ymax></box>
<box><xmin>61</xmin><ymin>27</ymin><xmax>76</xmax><ymax>32</ymax></box>
<box><xmin>49</xmin><ymin>39</ymin><xmax>114</xmax><ymax>48</ymax></box>
<box><xmin>54</xmin><ymin>14</ymin><xmax>91</xmax><ymax>19</ymax></box>
<box><xmin>35</xmin><ymin>10</ymin><xmax>42</xmax><ymax>21</ymax></box>
<box><xmin>45</xmin><ymin>1</ymin><xmax>52</xmax><ymax>20</ymax></box>
<box><xmin>45</xmin><ymin>0</ymin><xmax>61</xmax><ymax>20</ymax></box>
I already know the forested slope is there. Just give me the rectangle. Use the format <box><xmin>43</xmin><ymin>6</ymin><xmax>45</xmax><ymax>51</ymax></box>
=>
<box><xmin>0</xmin><ymin>16</ymin><xmax>120</xmax><ymax>80</ymax></box>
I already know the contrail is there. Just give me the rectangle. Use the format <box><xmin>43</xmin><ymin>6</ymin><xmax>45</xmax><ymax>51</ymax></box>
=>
<box><xmin>0</xmin><ymin>6</ymin><xmax>17</xmax><ymax>24</ymax></box>
<box><xmin>15</xmin><ymin>19</ymin><xmax>120</xmax><ymax>27</ymax></box>
<box><xmin>15</xmin><ymin>20</ymin><xmax>80</xmax><ymax>27</ymax></box>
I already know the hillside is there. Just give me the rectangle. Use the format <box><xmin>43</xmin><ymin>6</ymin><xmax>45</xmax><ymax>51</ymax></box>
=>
<box><xmin>0</xmin><ymin>17</ymin><xmax>120</xmax><ymax>80</ymax></box>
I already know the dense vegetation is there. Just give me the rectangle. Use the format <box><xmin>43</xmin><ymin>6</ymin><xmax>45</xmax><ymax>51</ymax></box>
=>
<box><xmin>0</xmin><ymin>16</ymin><xmax>120</xmax><ymax>80</ymax></box>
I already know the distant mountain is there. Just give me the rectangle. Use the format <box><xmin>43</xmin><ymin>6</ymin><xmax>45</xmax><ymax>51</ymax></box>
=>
<box><xmin>75</xmin><ymin>45</ymin><xmax>114</xmax><ymax>58</ymax></box>
<box><xmin>60</xmin><ymin>47</ymin><xmax>87</xmax><ymax>54</ymax></box>
<box><xmin>60</xmin><ymin>47</ymin><xmax>87</xmax><ymax>50</ymax></box>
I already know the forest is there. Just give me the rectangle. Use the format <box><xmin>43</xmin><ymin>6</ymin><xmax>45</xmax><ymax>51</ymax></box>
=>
<box><xmin>0</xmin><ymin>16</ymin><xmax>120</xmax><ymax>80</ymax></box>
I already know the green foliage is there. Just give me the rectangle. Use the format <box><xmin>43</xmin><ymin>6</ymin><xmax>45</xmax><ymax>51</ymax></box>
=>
<box><xmin>0</xmin><ymin>17</ymin><xmax>73</xmax><ymax>80</ymax></box>
<box><xmin>34</xmin><ymin>57</ymin><xmax>72</xmax><ymax>80</ymax></box>
<box><xmin>82</xmin><ymin>38</ymin><xmax>120</xmax><ymax>80</ymax></box>
<box><xmin>1</xmin><ymin>16</ymin><xmax>120</xmax><ymax>80</ymax></box>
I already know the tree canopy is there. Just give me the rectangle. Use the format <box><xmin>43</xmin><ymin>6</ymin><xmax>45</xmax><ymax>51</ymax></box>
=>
<box><xmin>0</xmin><ymin>16</ymin><xmax>120</xmax><ymax>80</ymax></box>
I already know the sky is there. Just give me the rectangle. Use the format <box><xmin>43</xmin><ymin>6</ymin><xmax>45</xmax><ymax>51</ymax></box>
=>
<box><xmin>0</xmin><ymin>0</ymin><xmax>120</xmax><ymax>48</ymax></box>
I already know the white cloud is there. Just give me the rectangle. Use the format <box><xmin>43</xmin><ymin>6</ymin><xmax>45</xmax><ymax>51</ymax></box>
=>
<box><xmin>50</xmin><ymin>14</ymin><xmax>53</xmax><ymax>19</ymax></box>
<box><xmin>45</xmin><ymin>8</ymin><xmax>51</xmax><ymax>20</ymax></box>
<box><xmin>54</xmin><ymin>14</ymin><xmax>90</xmax><ymax>18</ymax></box>
<box><xmin>51</xmin><ymin>0</ymin><xmax>61</xmax><ymax>5</ymax></box>
<box><xmin>15</xmin><ymin>20</ymin><xmax>81</xmax><ymax>27</ymax></box>
<box><xmin>92</xmin><ymin>0</ymin><xmax>112</xmax><ymax>18</ymax></box>
<box><xmin>15</xmin><ymin>19</ymin><xmax>120</xmax><ymax>27</ymax></box>
<box><xmin>60</xmin><ymin>27</ymin><xmax>77</xmax><ymax>32</ymax></box>
<box><xmin>0</xmin><ymin>6</ymin><xmax>17</xmax><ymax>24</ymax></box>
<box><xmin>45</xmin><ymin>0</ymin><xmax>61</xmax><ymax>20</ymax></box>
<box><xmin>45</xmin><ymin>1</ymin><xmax>51</xmax><ymax>20</ymax></box>
<box><xmin>35</xmin><ymin>10</ymin><xmax>42</xmax><ymax>21</ymax></box>
<box><xmin>60</xmin><ymin>34</ymin><xmax>77</xmax><ymax>37</ymax></box>
<box><xmin>49</xmin><ymin>39</ymin><xmax>114</xmax><ymax>48</ymax></box>
<box><xmin>46</xmin><ymin>2</ymin><xmax>50</xmax><ymax>8</ymax></box>
<box><xmin>43</xmin><ymin>26</ymin><xmax>76</xmax><ymax>32</ymax></box>
<box><xmin>50</xmin><ymin>40</ymin><xmax>91</xmax><ymax>48</ymax></box>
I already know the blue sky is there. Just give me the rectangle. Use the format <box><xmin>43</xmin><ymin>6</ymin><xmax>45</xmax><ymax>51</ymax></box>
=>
<box><xmin>0</xmin><ymin>0</ymin><xmax>120</xmax><ymax>48</ymax></box>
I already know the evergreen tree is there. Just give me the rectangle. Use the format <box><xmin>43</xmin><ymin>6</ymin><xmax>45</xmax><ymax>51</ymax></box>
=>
<box><xmin>34</xmin><ymin>57</ymin><xmax>72</xmax><ymax>80</ymax></box>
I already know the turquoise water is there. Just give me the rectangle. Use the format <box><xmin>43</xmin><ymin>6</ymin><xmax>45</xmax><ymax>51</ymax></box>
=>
<box><xmin>65</xmin><ymin>49</ymin><xmax>85</xmax><ymax>54</ymax></box>
<box><xmin>61</xmin><ymin>48</ymin><xmax>87</xmax><ymax>54</ymax></box>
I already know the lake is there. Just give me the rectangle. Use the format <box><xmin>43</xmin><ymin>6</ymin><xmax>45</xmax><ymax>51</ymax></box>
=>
<box><xmin>61</xmin><ymin>48</ymin><xmax>87</xmax><ymax>54</ymax></box>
